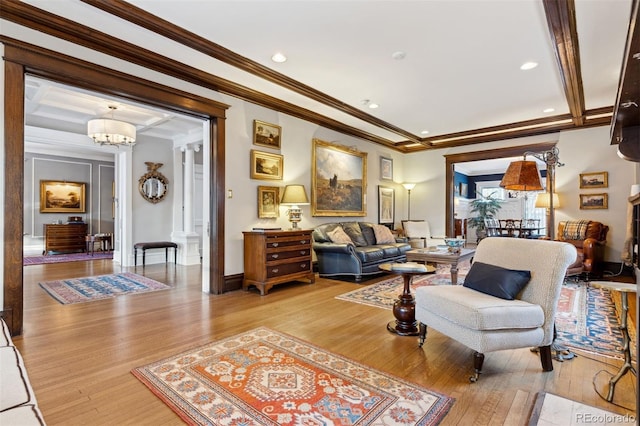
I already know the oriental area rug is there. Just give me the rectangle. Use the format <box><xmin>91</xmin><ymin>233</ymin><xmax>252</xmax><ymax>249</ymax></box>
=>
<box><xmin>132</xmin><ymin>327</ymin><xmax>454</xmax><ymax>426</ymax></box>
<box><xmin>336</xmin><ymin>266</ymin><xmax>635</xmax><ymax>361</ymax></box>
<box><xmin>39</xmin><ymin>272</ymin><xmax>170</xmax><ymax>304</ymax></box>
<box><xmin>24</xmin><ymin>251</ymin><xmax>113</xmax><ymax>265</ymax></box>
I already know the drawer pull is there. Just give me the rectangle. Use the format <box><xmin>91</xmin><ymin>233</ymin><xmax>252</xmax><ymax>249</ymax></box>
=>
<box><xmin>300</xmin><ymin>263</ymin><xmax>307</xmax><ymax>269</ymax></box>
<box><xmin>300</xmin><ymin>239</ymin><xmax>307</xmax><ymax>244</ymax></box>
<box><xmin>271</xmin><ymin>254</ymin><xmax>279</xmax><ymax>259</ymax></box>
<box><xmin>300</xmin><ymin>250</ymin><xmax>307</xmax><ymax>255</ymax></box>
<box><xmin>271</xmin><ymin>268</ymin><xmax>279</xmax><ymax>273</ymax></box>
<box><xmin>271</xmin><ymin>242</ymin><xmax>279</xmax><ymax>247</ymax></box>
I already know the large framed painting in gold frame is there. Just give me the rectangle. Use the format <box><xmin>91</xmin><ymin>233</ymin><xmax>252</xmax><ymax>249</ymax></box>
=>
<box><xmin>40</xmin><ymin>180</ymin><xmax>86</xmax><ymax>213</ymax></box>
<box><xmin>311</xmin><ymin>138</ymin><xmax>367</xmax><ymax>216</ymax></box>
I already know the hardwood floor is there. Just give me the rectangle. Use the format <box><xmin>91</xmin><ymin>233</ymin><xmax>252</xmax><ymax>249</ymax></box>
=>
<box><xmin>16</xmin><ymin>260</ymin><xmax>637</xmax><ymax>425</ymax></box>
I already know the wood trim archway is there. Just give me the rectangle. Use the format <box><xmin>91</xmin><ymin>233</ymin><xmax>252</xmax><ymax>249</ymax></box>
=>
<box><xmin>444</xmin><ymin>142</ymin><xmax>557</xmax><ymax>238</ymax></box>
<box><xmin>3</xmin><ymin>39</ymin><xmax>228</xmax><ymax>336</ymax></box>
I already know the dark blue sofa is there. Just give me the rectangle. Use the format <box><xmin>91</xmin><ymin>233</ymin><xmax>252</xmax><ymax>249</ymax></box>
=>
<box><xmin>312</xmin><ymin>221</ymin><xmax>411</xmax><ymax>281</ymax></box>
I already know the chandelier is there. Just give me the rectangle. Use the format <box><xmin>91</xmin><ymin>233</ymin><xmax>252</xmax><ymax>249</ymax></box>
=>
<box><xmin>88</xmin><ymin>106</ymin><xmax>136</xmax><ymax>146</ymax></box>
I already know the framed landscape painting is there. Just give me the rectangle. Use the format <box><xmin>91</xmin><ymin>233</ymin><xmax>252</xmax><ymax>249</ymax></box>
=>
<box><xmin>579</xmin><ymin>193</ymin><xmax>608</xmax><ymax>209</ymax></box>
<box><xmin>311</xmin><ymin>139</ymin><xmax>367</xmax><ymax>216</ymax></box>
<box><xmin>40</xmin><ymin>180</ymin><xmax>86</xmax><ymax>213</ymax></box>
<box><xmin>253</xmin><ymin>120</ymin><xmax>282</xmax><ymax>150</ymax></box>
<box><xmin>250</xmin><ymin>150</ymin><xmax>283</xmax><ymax>180</ymax></box>
<box><xmin>579</xmin><ymin>171</ymin><xmax>608</xmax><ymax>189</ymax></box>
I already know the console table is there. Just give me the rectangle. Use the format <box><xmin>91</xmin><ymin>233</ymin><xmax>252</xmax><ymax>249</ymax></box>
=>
<box><xmin>43</xmin><ymin>223</ymin><xmax>88</xmax><ymax>255</ymax></box>
<box><xmin>242</xmin><ymin>229</ymin><xmax>315</xmax><ymax>295</ymax></box>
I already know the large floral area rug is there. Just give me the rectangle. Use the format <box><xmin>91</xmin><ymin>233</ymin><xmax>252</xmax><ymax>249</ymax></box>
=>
<box><xmin>39</xmin><ymin>272</ymin><xmax>170</xmax><ymax>304</ymax></box>
<box><xmin>24</xmin><ymin>251</ymin><xmax>113</xmax><ymax>265</ymax></box>
<box><xmin>337</xmin><ymin>267</ymin><xmax>634</xmax><ymax>360</ymax></box>
<box><xmin>132</xmin><ymin>327</ymin><xmax>454</xmax><ymax>425</ymax></box>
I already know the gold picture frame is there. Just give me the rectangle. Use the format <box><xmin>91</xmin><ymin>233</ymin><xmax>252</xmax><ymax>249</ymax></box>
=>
<box><xmin>312</xmin><ymin>138</ymin><xmax>367</xmax><ymax>216</ymax></box>
<box><xmin>253</xmin><ymin>119</ymin><xmax>282</xmax><ymax>150</ymax></box>
<box><xmin>40</xmin><ymin>180</ymin><xmax>86</xmax><ymax>213</ymax></box>
<box><xmin>579</xmin><ymin>193</ymin><xmax>608</xmax><ymax>209</ymax></box>
<box><xmin>250</xmin><ymin>150</ymin><xmax>283</xmax><ymax>180</ymax></box>
<box><xmin>579</xmin><ymin>171</ymin><xmax>608</xmax><ymax>189</ymax></box>
<box><xmin>257</xmin><ymin>186</ymin><xmax>280</xmax><ymax>218</ymax></box>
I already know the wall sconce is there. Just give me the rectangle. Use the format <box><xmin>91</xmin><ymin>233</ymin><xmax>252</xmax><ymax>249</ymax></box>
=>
<box><xmin>280</xmin><ymin>184</ymin><xmax>309</xmax><ymax>229</ymax></box>
<box><xmin>402</xmin><ymin>183</ymin><xmax>416</xmax><ymax>220</ymax></box>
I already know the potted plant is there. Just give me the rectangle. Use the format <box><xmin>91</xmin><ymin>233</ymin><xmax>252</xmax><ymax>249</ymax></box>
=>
<box><xmin>467</xmin><ymin>191</ymin><xmax>502</xmax><ymax>241</ymax></box>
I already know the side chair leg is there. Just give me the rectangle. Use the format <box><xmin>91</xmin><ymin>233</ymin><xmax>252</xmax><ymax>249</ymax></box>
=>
<box><xmin>470</xmin><ymin>351</ymin><xmax>484</xmax><ymax>383</ymax></box>
<box><xmin>539</xmin><ymin>345</ymin><xmax>554</xmax><ymax>371</ymax></box>
<box><xmin>418</xmin><ymin>323</ymin><xmax>427</xmax><ymax>347</ymax></box>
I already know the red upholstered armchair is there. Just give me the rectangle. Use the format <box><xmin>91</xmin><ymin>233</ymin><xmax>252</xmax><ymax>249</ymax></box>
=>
<box><xmin>556</xmin><ymin>220</ymin><xmax>608</xmax><ymax>279</ymax></box>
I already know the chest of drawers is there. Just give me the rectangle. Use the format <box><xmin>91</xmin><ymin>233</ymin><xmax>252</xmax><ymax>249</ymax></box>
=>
<box><xmin>44</xmin><ymin>223</ymin><xmax>88</xmax><ymax>255</ymax></box>
<box><xmin>242</xmin><ymin>229</ymin><xmax>315</xmax><ymax>295</ymax></box>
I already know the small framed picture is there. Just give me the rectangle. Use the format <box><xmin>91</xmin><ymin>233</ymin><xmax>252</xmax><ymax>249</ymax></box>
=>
<box><xmin>378</xmin><ymin>185</ymin><xmax>395</xmax><ymax>225</ymax></box>
<box><xmin>380</xmin><ymin>156</ymin><xmax>393</xmax><ymax>181</ymax></box>
<box><xmin>250</xmin><ymin>150</ymin><xmax>283</xmax><ymax>180</ymax></box>
<box><xmin>579</xmin><ymin>171</ymin><xmax>608</xmax><ymax>189</ymax></box>
<box><xmin>253</xmin><ymin>120</ymin><xmax>282</xmax><ymax>150</ymax></box>
<box><xmin>257</xmin><ymin>186</ymin><xmax>280</xmax><ymax>218</ymax></box>
<box><xmin>579</xmin><ymin>193</ymin><xmax>608</xmax><ymax>209</ymax></box>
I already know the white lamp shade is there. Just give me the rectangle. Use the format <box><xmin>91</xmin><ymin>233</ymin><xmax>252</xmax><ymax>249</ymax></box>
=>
<box><xmin>280</xmin><ymin>184</ymin><xmax>309</xmax><ymax>205</ymax></box>
<box><xmin>88</xmin><ymin>118</ymin><xmax>136</xmax><ymax>145</ymax></box>
<box><xmin>535</xmin><ymin>192</ymin><xmax>560</xmax><ymax>208</ymax></box>
<box><xmin>402</xmin><ymin>183</ymin><xmax>416</xmax><ymax>190</ymax></box>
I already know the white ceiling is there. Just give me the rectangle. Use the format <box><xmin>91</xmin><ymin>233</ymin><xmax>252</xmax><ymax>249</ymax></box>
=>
<box><xmin>13</xmin><ymin>0</ymin><xmax>634</xmax><ymax>157</ymax></box>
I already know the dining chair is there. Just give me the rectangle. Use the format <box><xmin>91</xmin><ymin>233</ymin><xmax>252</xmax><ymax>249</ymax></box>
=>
<box><xmin>500</xmin><ymin>219</ymin><xmax>521</xmax><ymax>237</ymax></box>
<box><xmin>483</xmin><ymin>218</ymin><xmax>502</xmax><ymax>237</ymax></box>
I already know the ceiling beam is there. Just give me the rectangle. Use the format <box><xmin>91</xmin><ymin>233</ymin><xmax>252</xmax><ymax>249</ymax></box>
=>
<box><xmin>542</xmin><ymin>0</ymin><xmax>586</xmax><ymax>126</ymax></box>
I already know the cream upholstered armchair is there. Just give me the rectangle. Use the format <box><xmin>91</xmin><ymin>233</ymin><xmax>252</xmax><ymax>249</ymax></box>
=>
<box><xmin>415</xmin><ymin>237</ymin><xmax>576</xmax><ymax>382</ymax></box>
<box><xmin>401</xmin><ymin>220</ymin><xmax>446</xmax><ymax>248</ymax></box>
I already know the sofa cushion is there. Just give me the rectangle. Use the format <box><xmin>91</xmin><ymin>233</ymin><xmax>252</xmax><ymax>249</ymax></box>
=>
<box><xmin>353</xmin><ymin>246</ymin><xmax>386</xmax><ymax>263</ymax></box>
<box><xmin>327</xmin><ymin>226</ymin><xmax>353</xmax><ymax>244</ymax></box>
<box><xmin>415</xmin><ymin>285</ymin><xmax>544</xmax><ymax>331</ymax></box>
<box><xmin>463</xmin><ymin>262</ymin><xmax>531</xmax><ymax>300</ymax></box>
<box><xmin>358</xmin><ymin>222</ymin><xmax>377</xmax><ymax>246</ymax></box>
<box><xmin>0</xmin><ymin>405</ymin><xmax>45</xmax><ymax>426</ymax></box>
<box><xmin>341</xmin><ymin>222</ymin><xmax>368</xmax><ymax>246</ymax></box>
<box><xmin>372</xmin><ymin>224</ymin><xmax>395</xmax><ymax>244</ymax></box>
<box><xmin>312</xmin><ymin>223</ymin><xmax>341</xmax><ymax>243</ymax></box>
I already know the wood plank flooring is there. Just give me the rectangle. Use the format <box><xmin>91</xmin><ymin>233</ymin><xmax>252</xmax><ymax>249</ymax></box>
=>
<box><xmin>16</xmin><ymin>260</ymin><xmax>637</xmax><ymax>425</ymax></box>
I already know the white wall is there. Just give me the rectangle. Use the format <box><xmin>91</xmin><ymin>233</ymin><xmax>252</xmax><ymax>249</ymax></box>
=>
<box><xmin>404</xmin><ymin>128</ymin><xmax>634</xmax><ymax>264</ymax></box>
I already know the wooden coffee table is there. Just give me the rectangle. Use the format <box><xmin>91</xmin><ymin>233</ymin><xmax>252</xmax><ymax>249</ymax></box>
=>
<box><xmin>406</xmin><ymin>247</ymin><xmax>475</xmax><ymax>284</ymax></box>
<box><xmin>379</xmin><ymin>262</ymin><xmax>435</xmax><ymax>336</ymax></box>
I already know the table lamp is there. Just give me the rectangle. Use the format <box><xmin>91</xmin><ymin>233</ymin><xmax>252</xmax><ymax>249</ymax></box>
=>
<box><xmin>280</xmin><ymin>184</ymin><xmax>309</xmax><ymax>229</ymax></box>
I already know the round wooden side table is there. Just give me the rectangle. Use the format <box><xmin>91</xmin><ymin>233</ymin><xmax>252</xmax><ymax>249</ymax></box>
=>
<box><xmin>379</xmin><ymin>262</ymin><xmax>436</xmax><ymax>336</ymax></box>
<box><xmin>589</xmin><ymin>281</ymin><xmax>637</xmax><ymax>402</ymax></box>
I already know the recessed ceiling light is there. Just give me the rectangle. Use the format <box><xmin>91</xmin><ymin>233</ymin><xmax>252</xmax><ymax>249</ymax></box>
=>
<box><xmin>391</xmin><ymin>51</ymin><xmax>406</xmax><ymax>60</ymax></box>
<box><xmin>368</xmin><ymin>103</ymin><xmax>379</xmax><ymax>109</ymax></box>
<box><xmin>543</xmin><ymin>108</ymin><xmax>555</xmax><ymax>113</ymax></box>
<box><xmin>420</xmin><ymin>130</ymin><xmax>430</xmax><ymax>135</ymax></box>
<box><xmin>520</xmin><ymin>61</ymin><xmax>538</xmax><ymax>70</ymax></box>
<box><xmin>271</xmin><ymin>52</ymin><xmax>287</xmax><ymax>63</ymax></box>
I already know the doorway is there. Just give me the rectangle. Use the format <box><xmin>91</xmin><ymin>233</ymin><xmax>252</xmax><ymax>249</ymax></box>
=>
<box><xmin>3</xmin><ymin>40</ymin><xmax>228</xmax><ymax>336</ymax></box>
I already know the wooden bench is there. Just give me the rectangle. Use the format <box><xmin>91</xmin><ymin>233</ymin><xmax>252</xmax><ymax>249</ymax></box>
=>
<box><xmin>133</xmin><ymin>241</ymin><xmax>178</xmax><ymax>267</ymax></box>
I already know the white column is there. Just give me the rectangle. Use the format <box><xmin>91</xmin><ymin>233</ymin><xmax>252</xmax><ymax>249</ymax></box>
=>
<box><xmin>184</xmin><ymin>146</ymin><xmax>195</xmax><ymax>233</ymax></box>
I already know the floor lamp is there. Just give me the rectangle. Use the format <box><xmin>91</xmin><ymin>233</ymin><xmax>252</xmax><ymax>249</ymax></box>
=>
<box><xmin>402</xmin><ymin>183</ymin><xmax>416</xmax><ymax>220</ymax></box>
<box><xmin>500</xmin><ymin>147</ymin><xmax>569</xmax><ymax>361</ymax></box>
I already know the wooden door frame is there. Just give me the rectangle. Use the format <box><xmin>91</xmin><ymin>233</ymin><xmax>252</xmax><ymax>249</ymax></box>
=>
<box><xmin>444</xmin><ymin>142</ymin><xmax>557</xmax><ymax>237</ymax></box>
<box><xmin>3</xmin><ymin>39</ymin><xmax>228</xmax><ymax>336</ymax></box>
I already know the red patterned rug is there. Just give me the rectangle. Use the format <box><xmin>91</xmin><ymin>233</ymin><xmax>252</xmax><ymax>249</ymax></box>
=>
<box><xmin>132</xmin><ymin>328</ymin><xmax>454</xmax><ymax>425</ymax></box>
<box><xmin>24</xmin><ymin>251</ymin><xmax>113</xmax><ymax>265</ymax></box>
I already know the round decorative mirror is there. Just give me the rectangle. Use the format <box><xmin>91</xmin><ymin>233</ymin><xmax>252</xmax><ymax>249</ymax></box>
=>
<box><xmin>139</xmin><ymin>162</ymin><xmax>169</xmax><ymax>204</ymax></box>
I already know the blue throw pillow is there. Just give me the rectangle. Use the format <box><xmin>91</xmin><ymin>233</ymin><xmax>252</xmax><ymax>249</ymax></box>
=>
<box><xmin>463</xmin><ymin>262</ymin><xmax>531</xmax><ymax>300</ymax></box>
